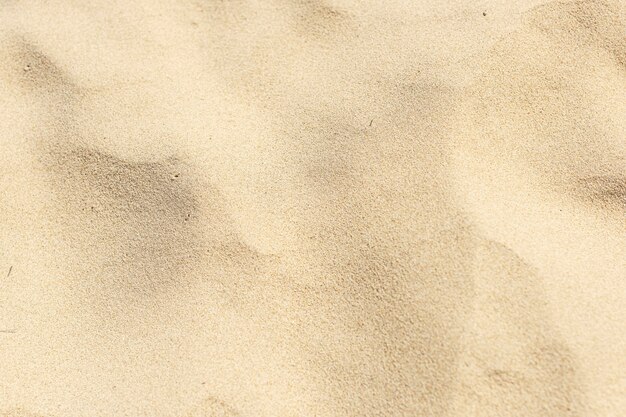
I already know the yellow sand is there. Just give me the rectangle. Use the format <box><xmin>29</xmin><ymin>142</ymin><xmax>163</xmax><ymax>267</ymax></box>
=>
<box><xmin>0</xmin><ymin>1</ymin><xmax>624</xmax><ymax>416</ymax></box>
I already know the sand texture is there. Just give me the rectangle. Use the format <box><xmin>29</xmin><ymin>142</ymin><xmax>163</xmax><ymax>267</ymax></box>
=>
<box><xmin>0</xmin><ymin>0</ymin><xmax>625</xmax><ymax>416</ymax></box>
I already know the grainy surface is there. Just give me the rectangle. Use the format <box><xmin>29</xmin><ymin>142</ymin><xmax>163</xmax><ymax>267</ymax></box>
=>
<box><xmin>0</xmin><ymin>1</ymin><xmax>625</xmax><ymax>416</ymax></box>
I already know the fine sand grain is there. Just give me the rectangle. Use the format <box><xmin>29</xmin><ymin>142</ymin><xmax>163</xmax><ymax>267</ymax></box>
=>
<box><xmin>1</xmin><ymin>1</ymin><xmax>625</xmax><ymax>416</ymax></box>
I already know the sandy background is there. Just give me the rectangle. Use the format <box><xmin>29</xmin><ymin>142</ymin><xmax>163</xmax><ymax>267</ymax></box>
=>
<box><xmin>0</xmin><ymin>0</ymin><xmax>625</xmax><ymax>416</ymax></box>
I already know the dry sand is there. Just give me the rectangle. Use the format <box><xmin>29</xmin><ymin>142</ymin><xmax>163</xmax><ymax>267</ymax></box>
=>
<box><xmin>0</xmin><ymin>0</ymin><xmax>624</xmax><ymax>416</ymax></box>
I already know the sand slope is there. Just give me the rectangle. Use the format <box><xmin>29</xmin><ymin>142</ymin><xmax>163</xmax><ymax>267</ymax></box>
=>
<box><xmin>0</xmin><ymin>1</ymin><xmax>625</xmax><ymax>416</ymax></box>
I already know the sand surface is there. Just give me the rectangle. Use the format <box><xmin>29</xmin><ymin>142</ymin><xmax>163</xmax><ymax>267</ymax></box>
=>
<box><xmin>0</xmin><ymin>1</ymin><xmax>625</xmax><ymax>416</ymax></box>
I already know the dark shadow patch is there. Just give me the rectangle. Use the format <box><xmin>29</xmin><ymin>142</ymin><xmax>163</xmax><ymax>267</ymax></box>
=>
<box><xmin>0</xmin><ymin>35</ymin><xmax>77</xmax><ymax>96</ymax></box>
<box><xmin>572</xmin><ymin>175</ymin><xmax>626</xmax><ymax>212</ymax></box>
<box><xmin>36</xmin><ymin>143</ymin><xmax>215</xmax><ymax>311</ymax></box>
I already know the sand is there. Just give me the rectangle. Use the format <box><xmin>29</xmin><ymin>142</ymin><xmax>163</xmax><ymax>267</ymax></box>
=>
<box><xmin>0</xmin><ymin>0</ymin><xmax>624</xmax><ymax>416</ymax></box>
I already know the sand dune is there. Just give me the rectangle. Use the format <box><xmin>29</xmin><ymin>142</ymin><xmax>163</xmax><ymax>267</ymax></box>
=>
<box><xmin>1</xmin><ymin>1</ymin><xmax>625</xmax><ymax>416</ymax></box>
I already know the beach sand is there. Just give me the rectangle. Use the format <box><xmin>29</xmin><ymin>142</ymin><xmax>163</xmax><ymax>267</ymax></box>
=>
<box><xmin>0</xmin><ymin>1</ymin><xmax>624</xmax><ymax>416</ymax></box>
